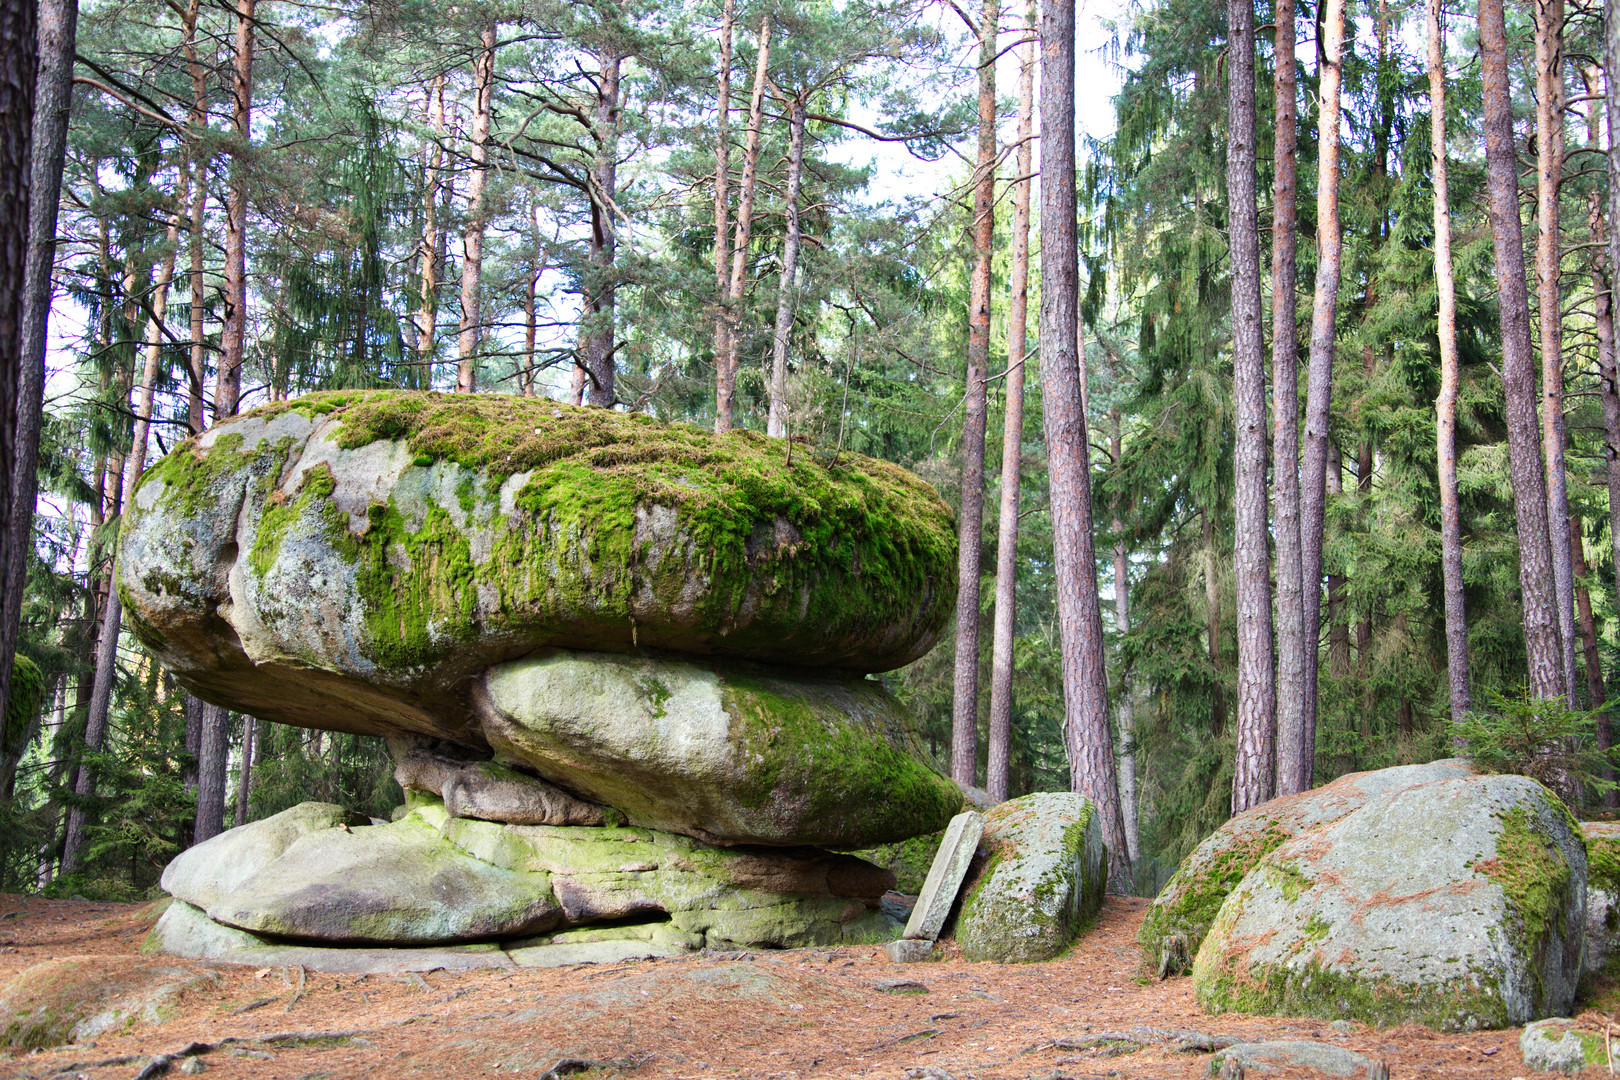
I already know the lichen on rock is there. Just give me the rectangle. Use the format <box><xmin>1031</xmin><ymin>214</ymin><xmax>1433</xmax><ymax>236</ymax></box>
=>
<box><xmin>955</xmin><ymin>792</ymin><xmax>1107</xmax><ymax>963</ymax></box>
<box><xmin>118</xmin><ymin>390</ymin><xmax>958</xmax><ymax>749</ymax></box>
<box><xmin>476</xmin><ymin>649</ymin><xmax>962</xmax><ymax>847</ymax></box>
<box><xmin>1139</xmin><ymin>759</ymin><xmax>1475</xmax><ymax>974</ymax></box>
<box><xmin>1192</xmin><ymin>773</ymin><xmax>1586</xmax><ymax>1031</ymax></box>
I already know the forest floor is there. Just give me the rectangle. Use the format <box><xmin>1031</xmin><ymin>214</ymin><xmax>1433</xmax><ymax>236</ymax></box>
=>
<box><xmin>0</xmin><ymin>893</ymin><xmax>1596</xmax><ymax>1080</ymax></box>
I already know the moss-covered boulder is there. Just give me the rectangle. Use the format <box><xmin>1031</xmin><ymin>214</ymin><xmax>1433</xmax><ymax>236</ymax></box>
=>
<box><xmin>1581</xmin><ymin>821</ymin><xmax>1620</xmax><ymax>977</ymax></box>
<box><xmin>118</xmin><ymin>391</ymin><xmax>956</xmax><ymax>746</ymax></box>
<box><xmin>206</xmin><ymin>811</ymin><xmax>563</xmax><ymax>944</ymax></box>
<box><xmin>1520</xmin><ymin>1018</ymin><xmax>1609</xmax><ymax>1072</ymax></box>
<box><xmin>478</xmin><ymin>649</ymin><xmax>961</xmax><ymax>847</ymax></box>
<box><xmin>155</xmin><ymin>800</ymin><xmax>899</xmax><ymax>957</ymax></box>
<box><xmin>1193</xmin><ymin>774</ymin><xmax>1586</xmax><ymax>1031</ymax></box>
<box><xmin>161</xmin><ymin>801</ymin><xmax>367</xmax><ymax>910</ymax></box>
<box><xmin>956</xmin><ymin>792</ymin><xmax>1107</xmax><ymax>963</ymax></box>
<box><xmin>1139</xmin><ymin>759</ymin><xmax>1474</xmax><ymax>974</ymax></box>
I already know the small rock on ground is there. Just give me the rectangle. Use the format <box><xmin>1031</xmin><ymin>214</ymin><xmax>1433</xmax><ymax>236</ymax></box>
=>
<box><xmin>1521</xmin><ymin>1018</ymin><xmax>1608</xmax><ymax>1073</ymax></box>
<box><xmin>884</xmin><ymin>939</ymin><xmax>934</xmax><ymax>963</ymax></box>
<box><xmin>1210</xmin><ymin>1040</ymin><xmax>1388</xmax><ymax>1078</ymax></box>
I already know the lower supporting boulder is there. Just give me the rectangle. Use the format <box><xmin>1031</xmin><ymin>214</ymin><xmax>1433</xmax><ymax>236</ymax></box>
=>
<box><xmin>152</xmin><ymin>800</ymin><xmax>901</xmax><ymax>969</ymax></box>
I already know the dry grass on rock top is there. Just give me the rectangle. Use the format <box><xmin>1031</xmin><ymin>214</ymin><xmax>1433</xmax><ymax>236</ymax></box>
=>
<box><xmin>0</xmin><ymin>895</ymin><xmax>1598</xmax><ymax>1079</ymax></box>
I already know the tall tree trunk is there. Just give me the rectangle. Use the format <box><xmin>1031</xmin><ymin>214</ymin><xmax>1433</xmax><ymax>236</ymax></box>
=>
<box><xmin>183</xmin><ymin>0</ymin><xmax>206</xmax><ymax>429</ymax></box>
<box><xmin>0</xmin><ymin>0</ymin><xmax>35</xmax><ymax>689</ymax></box>
<box><xmin>987</xmin><ymin>0</ymin><xmax>1036</xmax><ymax>804</ymax></box>
<box><xmin>215</xmin><ymin>0</ymin><xmax>254</xmax><ymax>421</ymax></box>
<box><xmin>418</xmin><ymin>73</ymin><xmax>445</xmax><ymax>390</ymax></box>
<box><xmin>194</xmin><ymin>704</ymin><xmax>229</xmax><ymax>843</ymax></box>
<box><xmin>712</xmin><ymin>0</ymin><xmax>733</xmax><ymax>417</ymax></box>
<box><xmin>765</xmin><ymin>95</ymin><xmax>807</xmax><ymax>438</ymax></box>
<box><xmin>1205</xmin><ymin>508</ymin><xmax>1225</xmax><ymax>735</ymax></box>
<box><xmin>952</xmin><ymin>0</ymin><xmax>998</xmax><ymax>789</ymax></box>
<box><xmin>1041</xmin><ymin>0</ymin><xmax>1132</xmax><ymax>888</ymax></box>
<box><xmin>1270</xmin><ymin>0</ymin><xmax>1305</xmax><ymax>795</ymax></box>
<box><xmin>2</xmin><ymin>0</ymin><xmax>72</xmax><ymax>730</ymax></box>
<box><xmin>716</xmin><ymin>15</ymin><xmax>770</xmax><ymax>431</ymax></box>
<box><xmin>581</xmin><ymin>48</ymin><xmax>622</xmax><ymax>409</ymax></box>
<box><xmin>1535</xmin><ymin>0</ymin><xmax>1577</xmax><ymax>705</ymax></box>
<box><xmin>1227</xmin><ymin>0</ymin><xmax>1275</xmax><ymax>813</ymax></box>
<box><xmin>1588</xmin><ymin>67</ymin><xmax>1619</xmax><ymax>805</ymax></box>
<box><xmin>1570</xmin><ymin>516</ymin><xmax>1604</xmax><ymax>705</ymax></box>
<box><xmin>61</xmin><ymin>190</ymin><xmax>184</xmax><ymax>874</ymax></box>
<box><xmin>233</xmin><ymin>715</ymin><xmax>255</xmax><ymax>828</ymax></box>
<box><xmin>1432</xmin><ymin>0</ymin><xmax>1470</xmax><ymax>727</ymax></box>
<box><xmin>456</xmin><ymin>24</ymin><xmax>495</xmax><ymax>395</ymax></box>
<box><xmin>1299</xmin><ymin>0</ymin><xmax>1345</xmax><ymax>762</ymax></box>
<box><xmin>1110</xmin><ymin>409</ymin><xmax>1138</xmax><ymax>859</ymax></box>
<box><xmin>1483</xmin><ymin>0</ymin><xmax>1565</xmax><ymax>701</ymax></box>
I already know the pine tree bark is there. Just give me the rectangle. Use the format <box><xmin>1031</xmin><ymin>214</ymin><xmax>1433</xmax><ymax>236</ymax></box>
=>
<box><xmin>765</xmin><ymin>94</ymin><xmax>807</xmax><ymax>439</ymax></box>
<box><xmin>712</xmin><ymin>0</ymin><xmax>733</xmax><ymax>416</ymax></box>
<box><xmin>61</xmin><ymin>188</ymin><xmax>184</xmax><ymax>874</ymax></box>
<box><xmin>456</xmin><ymin>23</ymin><xmax>496</xmax><ymax>395</ymax></box>
<box><xmin>1431</xmin><ymin>0</ymin><xmax>1470</xmax><ymax>726</ymax></box>
<box><xmin>987</xmin><ymin>0</ymin><xmax>1036</xmax><ymax>804</ymax></box>
<box><xmin>1200</xmin><ymin>508</ymin><xmax>1226</xmax><ymax>736</ymax></box>
<box><xmin>716</xmin><ymin>15</ymin><xmax>770</xmax><ymax>431</ymax></box>
<box><xmin>581</xmin><ymin>47</ymin><xmax>621</xmax><ymax>409</ymax></box>
<box><xmin>2</xmin><ymin>0</ymin><xmax>72</xmax><ymax>734</ymax></box>
<box><xmin>193</xmin><ymin>704</ymin><xmax>230</xmax><ymax>843</ymax></box>
<box><xmin>233</xmin><ymin>715</ymin><xmax>255</xmax><ymax>828</ymax></box>
<box><xmin>1483</xmin><ymin>0</ymin><xmax>1565</xmax><ymax>702</ymax></box>
<box><xmin>1270</xmin><ymin>0</ymin><xmax>1305</xmax><ymax>795</ymax></box>
<box><xmin>0</xmin><ymin>0</ymin><xmax>34</xmax><ymax>668</ymax></box>
<box><xmin>1299</xmin><ymin>0</ymin><xmax>1344</xmax><ymax>760</ymax></box>
<box><xmin>215</xmin><ymin>0</ymin><xmax>254</xmax><ymax>420</ymax></box>
<box><xmin>1041</xmin><ymin>0</ymin><xmax>1132</xmax><ymax>888</ymax></box>
<box><xmin>952</xmin><ymin>0</ymin><xmax>998</xmax><ymax>789</ymax></box>
<box><xmin>1110</xmin><ymin>408</ymin><xmax>1138</xmax><ymax>859</ymax></box>
<box><xmin>1227</xmin><ymin>0</ymin><xmax>1275</xmax><ymax>813</ymax></box>
<box><xmin>1535</xmin><ymin>0</ymin><xmax>1578</xmax><ymax>705</ymax></box>
<box><xmin>419</xmin><ymin>73</ymin><xmax>445</xmax><ymax>388</ymax></box>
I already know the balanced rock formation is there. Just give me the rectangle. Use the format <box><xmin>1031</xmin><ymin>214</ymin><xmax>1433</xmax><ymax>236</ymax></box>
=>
<box><xmin>1138</xmin><ymin>759</ymin><xmax>1474</xmax><ymax>973</ymax></box>
<box><xmin>1193</xmin><ymin>773</ymin><xmax>1586</xmax><ymax>1031</ymax></box>
<box><xmin>957</xmin><ymin>792</ymin><xmax>1106</xmax><ymax>963</ymax></box>
<box><xmin>121</xmin><ymin>390</ymin><xmax>961</xmax><ymax>850</ymax></box>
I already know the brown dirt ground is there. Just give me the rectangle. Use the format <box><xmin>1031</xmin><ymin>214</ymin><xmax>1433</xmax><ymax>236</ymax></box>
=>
<box><xmin>0</xmin><ymin>893</ymin><xmax>1606</xmax><ymax>1080</ymax></box>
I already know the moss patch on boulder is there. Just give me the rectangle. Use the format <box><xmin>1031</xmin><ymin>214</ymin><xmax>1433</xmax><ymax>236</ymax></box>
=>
<box><xmin>1193</xmin><ymin>774</ymin><xmax>1586</xmax><ymax>1032</ymax></box>
<box><xmin>1139</xmin><ymin>759</ymin><xmax>1475</xmax><ymax>974</ymax></box>
<box><xmin>955</xmin><ymin>792</ymin><xmax>1107</xmax><ymax>963</ymax></box>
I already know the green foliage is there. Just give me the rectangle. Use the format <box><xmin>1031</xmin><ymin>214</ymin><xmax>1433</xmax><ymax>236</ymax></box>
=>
<box><xmin>1457</xmin><ymin>689</ymin><xmax>1615</xmax><ymax>807</ymax></box>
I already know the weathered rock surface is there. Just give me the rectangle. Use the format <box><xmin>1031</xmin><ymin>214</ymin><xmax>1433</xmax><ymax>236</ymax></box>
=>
<box><xmin>437</xmin><ymin>807</ymin><xmax>899</xmax><ymax>948</ymax></box>
<box><xmin>477</xmin><ymin>650</ymin><xmax>962</xmax><ymax>847</ymax></box>
<box><xmin>903</xmin><ymin>811</ymin><xmax>984</xmax><ymax>942</ymax></box>
<box><xmin>1140</xmin><ymin>759</ymin><xmax>1475</xmax><ymax>973</ymax></box>
<box><xmin>204</xmin><ymin>811</ymin><xmax>562</xmax><ymax>944</ymax></box>
<box><xmin>1209</xmin><ymin>1041</ymin><xmax>1388</xmax><ymax>1078</ymax></box>
<box><xmin>143</xmin><ymin>899</ymin><xmax>269</xmax><ymax>958</ymax></box>
<box><xmin>0</xmin><ymin>956</ymin><xmax>224</xmax><ymax>1049</ymax></box>
<box><xmin>1194</xmin><ymin>773</ymin><xmax>1585</xmax><ymax>1031</ymax></box>
<box><xmin>392</xmin><ymin>742</ymin><xmax>615</xmax><ymax>827</ymax></box>
<box><xmin>1583</xmin><ymin>821</ymin><xmax>1620</xmax><ymax>977</ymax></box>
<box><xmin>222</xmin><ymin>943</ymin><xmax>516</xmax><ymax>975</ymax></box>
<box><xmin>1520</xmin><ymin>1018</ymin><xmax>1608</xmax><ymax>1073</ymax></box>
<box><xmin>118</xmin><ymin>391</ymin><xmax>957</xmax><ymax>748</ymax></box>
<box><xmin>160</xmin><ymin>801</ymin><xmax>366</xmax><ymax>911</ymax></box>
<box><xmin>956</xmin><ymin>792</ymin><xmax>1106</xmax><ymax>963</ymax></box>
<box><xmin>155</xmin><ymin>801</ymin><xmax>899</xmax><ymax>960</ymax></box>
